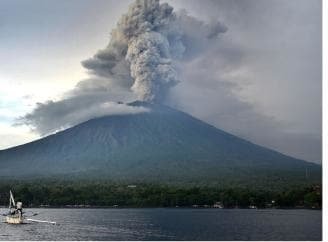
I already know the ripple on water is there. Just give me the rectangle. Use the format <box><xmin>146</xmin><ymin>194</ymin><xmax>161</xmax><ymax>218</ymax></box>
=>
<box><xmin>0</xmin><ymin>208</ymin><xmax>322</xmax><ymax>241</ymax></box>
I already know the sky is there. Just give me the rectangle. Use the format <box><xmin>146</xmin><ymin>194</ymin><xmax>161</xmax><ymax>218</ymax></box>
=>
<box><xmin>0</xmin><ymin>0</ymin><xmax>322</xmax><ymax>163</ymax></box>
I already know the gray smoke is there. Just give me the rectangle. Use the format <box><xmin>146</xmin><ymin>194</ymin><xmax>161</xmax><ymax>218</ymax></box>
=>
<box><xmin>18</xmin><ymin>97</ymin><xmax>149</xmax><ymax>135</ymax></box>
<box><xmin>19</xmin><ymin>0</ymin><xmax>227</xmax><ymax>134</ymax></box>
<box><xmin>83</xmin><ymin>0</ymin><xmax>226</xmax><ymax>102</ymax></box>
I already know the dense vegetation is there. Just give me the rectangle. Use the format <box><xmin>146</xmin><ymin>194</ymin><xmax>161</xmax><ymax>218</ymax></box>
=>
<box><xmin>0</xmin><ymin>180</ymin><xmax>321</xmax><ymax>209</ymax></box>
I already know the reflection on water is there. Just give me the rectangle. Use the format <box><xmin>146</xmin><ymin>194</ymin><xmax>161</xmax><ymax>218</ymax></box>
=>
<box><xmin>0</xmin><ymin>208</ymin><xmax>322</xmax><ymax>240</ymax></box>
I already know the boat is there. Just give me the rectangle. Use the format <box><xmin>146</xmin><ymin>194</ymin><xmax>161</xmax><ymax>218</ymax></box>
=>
<box><xmin>6</xmin><ymin>190</ymin><xmax>24</xmax><ymax>224</ymax></box>
<box><xmin>2</xmin><ymin>190</ymin><xmax>57</xmax><ymax>225</ymax></box>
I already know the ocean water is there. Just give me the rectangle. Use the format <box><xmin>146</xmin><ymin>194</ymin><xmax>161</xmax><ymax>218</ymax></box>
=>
<box><xmin>0</xmin><ymin>208</ymin><xmax>321</xmax><ymax>241</ymax></box>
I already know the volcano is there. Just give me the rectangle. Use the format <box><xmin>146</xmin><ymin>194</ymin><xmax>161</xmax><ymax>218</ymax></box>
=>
<box><xmin>0</xmin><ymin>102</ymin><xmax>321</xmax><ymax>186</ymax></box>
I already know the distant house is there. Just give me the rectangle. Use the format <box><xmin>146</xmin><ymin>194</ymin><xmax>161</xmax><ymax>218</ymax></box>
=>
<box><xmin>265</xmin><ymin>200</ymin><xmax>276</xmax><ymax>208</ymax></box>
<box><xmin>213</xmin><ymin>202</ymin><xmax>223</xmax><ymax>208</ymax></box>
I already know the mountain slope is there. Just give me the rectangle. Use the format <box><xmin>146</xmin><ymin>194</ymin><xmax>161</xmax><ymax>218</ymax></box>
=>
<box><xmin>0</xmin><ymin>102</ymin><xmax>321</xmax><ymax>185</ymax></box>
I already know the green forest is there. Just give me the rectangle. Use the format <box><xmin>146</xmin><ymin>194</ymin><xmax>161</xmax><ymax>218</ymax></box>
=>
<box><xmin>0</xmin><ymin>180</ymin><xmax>321</xmax><ymax>209</ymax></box>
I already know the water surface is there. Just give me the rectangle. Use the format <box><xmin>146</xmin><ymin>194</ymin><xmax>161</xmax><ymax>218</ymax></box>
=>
<box><xmin>0</xmin><ymin>208</ymin><xmax>321</xmax><ymax>240</ymax></box>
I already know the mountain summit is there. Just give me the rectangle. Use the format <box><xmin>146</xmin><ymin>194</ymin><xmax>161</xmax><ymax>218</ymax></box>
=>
<box><xmin>0</xmin><ymin>102</ymin><xmax>321</xmax><ymax>185</ymax></box>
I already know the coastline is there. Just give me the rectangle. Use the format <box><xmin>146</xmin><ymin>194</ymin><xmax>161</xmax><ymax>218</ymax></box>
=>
<box><xmin>0</xmin><ymin>205</ymin><xmax>321</xmax><ymax>210</ymax></box>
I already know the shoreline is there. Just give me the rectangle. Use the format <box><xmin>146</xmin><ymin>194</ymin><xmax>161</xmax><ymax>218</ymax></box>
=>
<box><xmin>0</xmin><ymin>206</ymin><xmax>321</xmax><ymax>210</ymax></box>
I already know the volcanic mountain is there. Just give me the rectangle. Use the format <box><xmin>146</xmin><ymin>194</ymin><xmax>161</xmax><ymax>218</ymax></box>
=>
<box><xmin>0</xmin><ymin>102</ymin><xmax>321</xmax><ymax>186</ymax></box>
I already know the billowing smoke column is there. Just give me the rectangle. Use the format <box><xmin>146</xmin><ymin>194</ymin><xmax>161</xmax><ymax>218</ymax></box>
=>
<box><xmin>20</xmin><ymin>0</ymin><xmax>228</xmax><ymax>135</ymax></box>
<box><xmin>83</xmin><ymin>0</ymin><xmax>225</xmax><ymax>103</ymax></box>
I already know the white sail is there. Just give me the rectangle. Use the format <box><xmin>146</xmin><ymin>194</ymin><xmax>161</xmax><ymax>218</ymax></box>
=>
<box><xmin>9</xmin><ymin>190</ymin><xmax>15</xmax><ymax>208</ymax></box>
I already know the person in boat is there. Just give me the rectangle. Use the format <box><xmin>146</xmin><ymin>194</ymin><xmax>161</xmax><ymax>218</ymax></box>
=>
<box><xmin>16</xmin><ymin>202</ymin><xmax>23</xmax><ymax>215</ymax></box>
<box><xmin>9</xmin><ymin>201</ymin><xmax>23</xmax><ymax>216</ymax></box>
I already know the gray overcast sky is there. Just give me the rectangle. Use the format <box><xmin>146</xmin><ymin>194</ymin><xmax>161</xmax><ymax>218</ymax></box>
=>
<box><xmin>0</xmin><ymin>0</ymin><xmax>322</xmax><ymax>163</ymax></box>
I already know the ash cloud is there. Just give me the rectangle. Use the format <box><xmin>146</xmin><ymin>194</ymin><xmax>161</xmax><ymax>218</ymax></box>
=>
<box><xmin>82</xmin><ymin>0</ymin><xmax>226</xmax><ymax>102</ymax></box>
<box><xmin>18</xmin><ymin>98</ymin><xmax>149</xmax><ymax>136</ymax></box>
<box><xmin>166</xmin><ymin>0</ymin><xmax>322</xmax><ymax>163</ymax></box>
<box><xmin>20</xmin><ymin>0</ymin><xmax>227</xmax><ymax>134</ymax></box>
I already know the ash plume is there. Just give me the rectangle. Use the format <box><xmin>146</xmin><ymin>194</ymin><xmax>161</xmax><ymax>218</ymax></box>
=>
<box><xmin>20</xmin><ymin>0</ymin><xmax>227</xmax><ymax>134</ymax></box>
<box><xmin>83</xmin><ymin>0</ymin><xmax>226</xmax><ymax>103</ymax></box>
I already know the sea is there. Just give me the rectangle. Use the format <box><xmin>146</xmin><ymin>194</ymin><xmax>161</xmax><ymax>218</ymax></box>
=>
<box><xmin>0</xmin><ymin>208</ymin><xmax>321</xmax><ymax>241</ymax></box>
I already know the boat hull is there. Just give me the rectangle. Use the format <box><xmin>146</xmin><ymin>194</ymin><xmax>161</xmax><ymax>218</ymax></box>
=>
<box><xmin>6</xmin><ymin>214</ymin><xmax>23</xmax><ymax>224</ymax></box>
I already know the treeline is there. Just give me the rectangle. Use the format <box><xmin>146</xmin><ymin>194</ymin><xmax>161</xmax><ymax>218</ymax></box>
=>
<box><xmin>0</xmin><ymin>180</ymin><xmax>321</xmax><ymax>209</ymax></box>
